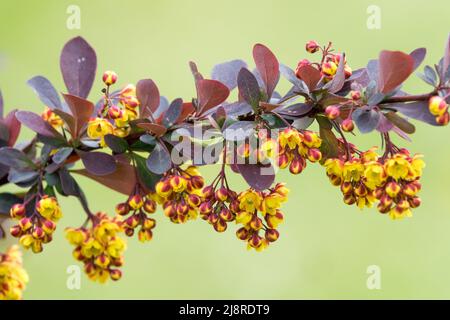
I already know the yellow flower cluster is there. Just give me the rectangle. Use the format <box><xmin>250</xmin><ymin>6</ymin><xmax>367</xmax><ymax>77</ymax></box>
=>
<box><xmin>277</xmin><ymin>128</ymin><xmax>322</xmax><ymax>174</ymax></box>
<box><xmin>235</xmin><ymin>183</ymin><xmax>289</xmax><ymax>251</ymax></box>
<box><xmin>65</xmin><ymin>212</ymin><xmax>126</xmax><ymax>283</ymax></box>
<box><xmin>0</xmin><ymin>246</ymin><xmax>29</xmax><ymax>300</ymax></box>
<box><xmin>9</xmin><ymin>195</ymin><xmax>61</xmax><ymax>253</ymax></box>
<box><xmin>41</xmin><ymin>107</ymin><xmax>63</xmax><ymax>129</ymax></box>
<box><xmin>199</xmin><ymin>185</ymin><xmax>238</xmax><ymax>232</ymax></box>
<box><xmin>324</xmin><ymin>148</ymin><xmax>425</xmax><ymax>219</ymax></box>
<box><xmin>115</xmin><ymin>193</ymin><xmax>157</xmax><ymax>243</ymax></box>
<box><xmin>87</xmin><ymin>73</ymin><xmax>140</xmax><ymax>145</ymax></box>
<box><xmin>155</xmin><ymin>167</ymin><xmax>205</xmax><ymax>224</ymax></box>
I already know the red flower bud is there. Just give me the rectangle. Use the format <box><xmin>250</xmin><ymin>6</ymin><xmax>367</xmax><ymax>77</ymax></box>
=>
<box><xmin>305</xmin><ymin>40</ymin><xmax>320</xmax><ymax>53</ymax></box>
<box><xmin>325</xmin><ymin>105</ymin><xmax>340</xmax><ymax>120</ymax></box>
<box><xmin>102</xmin><ymin>71</ymin><xmax>118</xmax><ymax>86</ymax></box>
<box><xmin>265</xmin><ymin>229</ymin><xmax>280</xmax><ymax>242</ymax></box>
<box><xmin>341</xmin><ymin>118</ymin><xmax>354</xmax><ymax>132</ymax></box>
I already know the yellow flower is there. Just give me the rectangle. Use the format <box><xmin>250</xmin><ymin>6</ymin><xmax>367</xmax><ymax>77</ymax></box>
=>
<box><xmin>235</xmin><ymin>211</ymin><xmax>253</xmax><ymax>225</ymax></box>
<box><xmin>65</xmin><ymin>228</ymin><xmax>87</xmax><ymax>246</ymax></box>
<box><xmin>363</xmin><ymin>162</ymin><xmax>386</xmax><ymax>189</ymax></box>
<box><xmin>361</xmin><ymin>148</ymin><xmax>379</xmax><ymax>163</ymax></box>
<box><xmin>409</xmin><ymin>154</ymin><xmax>425</xmax><ymax>179</ymax></box>
<box><xmin>41</xmin><ymin>107</ymin><xmax>63</xmax><ymax>129</ymax></box>
<box><xmin>261</xmin><ymin>193</ymin><xmax>284</xmax><ymax>216</ymax></box>
<box><xmin>385</xmin><ymin>154</ymin><xmax>410</xmax><ymax>180</ymax></box>
<box><xmin>0</xmin><ymin>246</ymin><xmax>29</xmax><ymax>300</ymax></box>
<box><xmin>324</xmin><ymin>158</ymin><xmax>344</xmax><ymax>177</ymax></box>
<box><xmin>238</xmin><ymin>190</ymin><xmax>262</xmax><ymax>213</ymax></box>
<box><xmin>279</xmin><ymin>128</ymin><xmax>301</xmax><ymax>150</ymax></box>
<box><xmin>342</xmin><ymin>159</ymin><xmax>364</xmax><ymax>182</ymax></box>
<box><xmin>36</xmin><ymin>196</ymin><xmax>62</xmax><ymax>221</ymax></box>
<box><xmin>87</xmin><ymin>118</ymin><xmax>114</xmax><ymax>147</ymax></box>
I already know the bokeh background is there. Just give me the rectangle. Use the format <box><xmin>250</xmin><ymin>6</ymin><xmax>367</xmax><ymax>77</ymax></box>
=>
<box><xmin>0</xmin><ymin>0</ymin><xmax>449</xmax><ymax>299</ymax></box>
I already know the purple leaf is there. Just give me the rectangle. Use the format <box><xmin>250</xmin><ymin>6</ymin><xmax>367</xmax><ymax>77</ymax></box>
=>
<box><xmin>274</xmin><ymin>103</ymin><xmax>313</xmax><ymax>117</ymax></box>
<box><xmin>222</xmin><ymin>102</ymin><xmax>253</xmax><ymax>118</ymax></box>
<box><xmin>153</xmin><ymin>96</ymin><xmax>170</xmax><ymax>119</ymax></box>
<box><xmin>4</xmin><ymin>110</ymin><xmax>21</xmax><ymax>147</ymax></box>
<box><xmin>62</xmin><ymin>94</ymin><xmax>94</xmax><ymax>137</ymax></box>
<box><xmin>388</xmin><ymin>101</ymin><xmax>439</xmax><ymax>126</ymax></box>
<box><xmin>324</xmin><ymin>53</ymin><xmax>346</xmax><ymax>93</ymax></box>
<box><xmin>15</xmin><ymin>111</ymin><xmax>63</xmax><ymax>138</ymax></box>
<box><xmin>0</xmin><ymin>147</ymin><xmax>35</xmax><ymax>170</ymax></box>
<box><xmin>79</xmin><ymin>151</ymin><xmax>117</xmax><ymax>176</ymax></box>
<box><xmin>60</xmin><ymin>36</ymin><xmax>97</xmax><ymax>99</ymax></box>
<box><xmin>223</xmin><ymin>121</ymin><xmax>255</xmax><ymax>141</ymax></box>
<box><xmin>376</xmin><ymin>113</ymin><xmax>394</xmax><ymax>133</ymax></box>
<box><xmin>163</xmin><ymin>98</ymin><xmax>183</xmax><ymax>127</ymax></box>
<box><xmin>352</xmin><ymin>106</ymin><xmax>381</xmax><ymax>133</ymax></box>
<box><xmin>253</xmin><ymin>43</ymin><xmax>280</xmax><ymax>99</ymax></box>
<box><xmin>27</xmin><ymin>76</ymin><xmax>62</xmax><ymax>109</ymax></box>
<box><xmin>378</xmin><ymin>50</ymin><xmax>414</xmax><ymax>94</ymax></box>
<box><xmin>237</xmin><ymin>163</ymin><xmax>275</xmax><ymax>191</ymax></box>
<box><xmin>136</xmin><ymin>79</ymin><xmax>160</xmax><ymax>119</ymax></box>
<box><xmin>409</xmin><ymin>48</ymin><xmax>426</xmax><ymax>71</ymax></box>
<box><xmin>211</xmin><ymin>59</ymin><xmax>247</xmax><ymax>90</ymax></box>
<box><xmin>237</xmin><ymin>68</ymin><xmax>261</xmax><ymax>108</ymax></box>
<box><xmin>443</xmin><ymin>33</ymin><xmax>450</xmax><ymax>78</ymax></box>
<box><xmin>279</xmin><ymin>64</ymin><xmax>309</xmax><ymax>94</ymax></box>
<box><xmin>0</xmin><ymin>89</ymin><xmax>3</xmax><ymax>118</ymax></box>
<box><xmin>196</xmin><ymin>79</ymin><xmax>230</xmax><ymax>115</ymax></box>
<box><xmin>146</xmin><ymin>142</ymin><xmax>171</xmax><ymax>174</ymax></box>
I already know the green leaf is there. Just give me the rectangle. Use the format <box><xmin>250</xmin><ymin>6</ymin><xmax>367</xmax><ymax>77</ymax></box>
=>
<box><xmin>104</xmin><ymin>134</ymin><xmax>128</xmax><ymax>154</ymax></box>
<box><xmin>317</xmin><ymin>116</ymin><xmax>339</xmax><ymax>159</ymax></box>
<box><xmin>134</xmin><ymin>153</ymin><xmax>161</xmax><ymax>191</ymax></box>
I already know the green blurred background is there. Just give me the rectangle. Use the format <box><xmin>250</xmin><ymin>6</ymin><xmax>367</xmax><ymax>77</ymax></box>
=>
<box><xmin>0</xmin><ymin>0</ymin><xmax>449</xmax><ymax>299</ymax></box>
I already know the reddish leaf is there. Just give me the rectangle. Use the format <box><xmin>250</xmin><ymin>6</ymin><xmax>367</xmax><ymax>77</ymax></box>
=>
<box><xmin>62</xmin><ymin>94</ymin><xmax>94</xmax><ymax>137</ymax></box>
<box><xmin>295</xmin><ymin>65</ymin><xmax>321</xmax><ymax>91</ymax></box>
<box><xmin>4</xmin><ymin>110</ymin><xmax>21</xmax><ymax>147</ymax></box>
<box><xmin>60</xmin><ymin>36</ymin><xmax>97</xmax><ymax>99</ymax></box>
<box><xmin>196</xmin><ymin>79</ymin><xmax>230</xmax><ymax>115</ymax></box>
<box><xmin>378</xmin><ymin>50</ymin><xmax>414</xmax><ymax>94</ymax></box>
<box><xmin>177</xmin><ymin>102</ymin><xmax>195</xmax><ymax>123</ymax></box>
<box><xmin>253</xmin><ymin>43</ymin><xmax>279</xmax><ymax>98</ymax></box>
<box><xmin>73</xmin><ymin>161</ymin><xmax>136</xmax><ymax>195</ymax></box>
<box><xmin>137</xmin><ymin>122</ymin><xmax>167</xmax><ymax>137</ymax></box>
<box><xmin>189</xmin><ymin>61</ymin><xmax>204</xmax><ymax>83</ymax></box>
<box><xmin>136</xmin><ymin>79</ymin><xmax>160</xmax><ymax>119</ymax></box>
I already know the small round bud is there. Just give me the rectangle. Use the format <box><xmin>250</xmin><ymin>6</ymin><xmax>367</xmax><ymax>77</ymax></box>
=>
<box><xmin>325</xmin><ymin>105</ymin><xmax>340</xmax><ymax>120</ymax></box>
<box><xmin>341</xmin><ymin>118</ymin><xmax>354</xmax><ymax>132</ymax></box>
<box><xmin>305</xmin><ymin>40</ymin><xmax>320</xmax><ymax>53</ymax></box>
<box><xmin>10</xmin><ymin>203</ymin><xmax>26</xmax><ymax>219</ymax></box>
<box><xmin>350</xmin><ymin>90</ymin><xmax>361</xmax><ymax>100</ymax></box>
<box><xmin>102</xmin><ymin>71</ymin><xmax>118</xmax><ymax>86</ymax></box>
